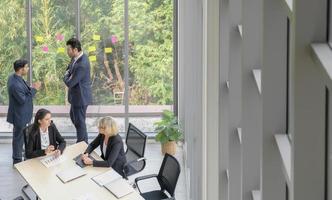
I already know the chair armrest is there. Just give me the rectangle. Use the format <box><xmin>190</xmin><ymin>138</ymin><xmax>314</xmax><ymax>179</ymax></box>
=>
<box><xmin>123</xmin><ymin>157</ymin><xmax>147</xmax><ymax>179</ymax></box>
<box><xmin>134</xmin><ymin>174</ymin><xmax>158</xmax><ymax>194</ymax></box>
<box><xmin>137</xmin><ymin>157</ymin><xmax>146</xmax><ymax>162</ymax></box>
<box><xmin>135</xmin><ymin>174</ymin><xmax>158</xmax><ymax>183</ymax></box>
<box><xmin>124</xmin><ymin>157</ymin><xmax>146</xmax><ymax>167</ymax></box>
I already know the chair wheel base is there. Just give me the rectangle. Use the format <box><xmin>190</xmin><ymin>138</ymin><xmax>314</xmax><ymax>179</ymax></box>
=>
<box><xmin>22</xmin><ymin>184</ymin><xmax>38</xmax><ymax>200</ymax></box>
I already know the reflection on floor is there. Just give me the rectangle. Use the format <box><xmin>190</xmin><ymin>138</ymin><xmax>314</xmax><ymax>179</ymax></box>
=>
<box><xmin>0</xmin><ymin>140</ymin><xmax>187</xmax><ymax>200</ymax></box>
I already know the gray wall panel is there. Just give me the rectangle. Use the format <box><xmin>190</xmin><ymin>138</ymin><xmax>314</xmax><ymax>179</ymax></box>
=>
<box><xmin>219</xmin><ymin>0</ymin><xmax>230</xmax><ymax>199</ymax></box>
<box><xmin>292</xmin><ymin>0</ymin><xmax>326</xmax><ymax>200</ymax></box>
<box><xmin>178</xmin><ymin>0</ymin><xmax>203</xmax><ymax>199</ymax></box>
<box><xmin>262</xmin><ymin>0</ymin><xmax>288</xmax><ymax>199</ymax></box>
<box><xmin>228</xmin><ymin>0</ymin><xmax>242</xmax><ymax>199</ymax></box>
<box><xmin>241</xmin><ymin>0</ymin><xmax>263</xmax><ymax>199</ymax></box>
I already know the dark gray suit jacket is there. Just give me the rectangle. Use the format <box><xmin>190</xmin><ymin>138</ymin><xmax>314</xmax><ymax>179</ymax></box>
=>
<box><xmin>63</xmin><ymin>53</ymin><xmax>92</xmax><ymax>106</ymax></box>
<box><xmin>7</xmin><ymin>74</ymin><xmax>37</xmax><ymax>127</ymax></box>
<box><xmin>85</xmin><ymin>134</ymin><xmax>127</xmax><ymax>176</ymax></box>
<box><xmin>26</xmin><ymin>123</ymin><xmax>66</xmax><ymax>159</ymax></box>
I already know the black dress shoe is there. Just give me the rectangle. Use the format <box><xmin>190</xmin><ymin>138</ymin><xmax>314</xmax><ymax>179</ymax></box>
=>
<box><xmin>13</xmin><ymin>159</ymin><xmax>22</xmax><ymax>165</ymax></box>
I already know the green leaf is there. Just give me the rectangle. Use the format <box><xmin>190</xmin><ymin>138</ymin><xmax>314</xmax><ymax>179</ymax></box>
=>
<box><xmin>154</xmin><ymin>110</ymin><xmax>183</xmax><ymax>143</ymax></box>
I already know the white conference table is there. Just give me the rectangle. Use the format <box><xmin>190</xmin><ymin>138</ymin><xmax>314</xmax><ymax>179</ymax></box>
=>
<box><xmin>15</xmin><ymin>141</ymin><xmax>144</xmax><ymax>200</ymax></box>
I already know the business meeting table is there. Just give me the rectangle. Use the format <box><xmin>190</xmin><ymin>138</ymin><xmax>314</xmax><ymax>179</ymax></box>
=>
<box><xmin>15</xmin><ymin>141</ymin><xmax>144</xmax><ymax>200</ymax></box>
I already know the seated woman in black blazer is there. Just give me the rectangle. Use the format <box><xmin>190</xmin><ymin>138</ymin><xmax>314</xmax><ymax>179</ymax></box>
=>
<box><xmin>26</xmin><ymin>108</ymin><xmax>66</xmax><ymax>159</ymax></box>
<box><xmin>82</xmin><ymin>116</ymin><xmax>127</xmax><ymax>176</ymax></box>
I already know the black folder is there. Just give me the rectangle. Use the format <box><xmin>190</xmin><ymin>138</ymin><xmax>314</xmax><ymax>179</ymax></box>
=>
<box><xmin>73</xmin><ymin>154</ymin><xmax>94</xmax><ymax>168</ymax></box>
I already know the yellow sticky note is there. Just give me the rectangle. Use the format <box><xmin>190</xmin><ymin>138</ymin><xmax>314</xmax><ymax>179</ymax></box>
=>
<box><xmin>35</xmin><ymin>36</ymin><xmax>44</xmax><ymax>42</ymax></box>
<box><xmin>57</xmin><ymin>47</ymin><xmax>65</xmax><ymax>53</ymax></box>
<box><xmin>93</xmin><ymin>34</ymin><xmax>101</xmax><ymax>41</ymax></box>
<box><xmin>89</xmin><ymin>56</ymin><xmax>97</xmax><ymax>62</ymax></box>
<box><xmin>88</xmin><ymin>46</ymin><xmax>96</xmax><ymax>52</ymax></box>
<box><xmin>105</xmin><ymin>47</ymin><xmax>112</xmax><ymax>53</ymax></box>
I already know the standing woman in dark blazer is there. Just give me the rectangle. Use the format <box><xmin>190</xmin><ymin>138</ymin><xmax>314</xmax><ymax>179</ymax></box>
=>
<box><xmin>26</xmin><ymin>109</ymin><xmax>66</xmax><ymax>159</ymax></box>
<box><xmin>82</xmin><ymin>117</ymin><xmax>127</xmax><ymax>176</ymax></box>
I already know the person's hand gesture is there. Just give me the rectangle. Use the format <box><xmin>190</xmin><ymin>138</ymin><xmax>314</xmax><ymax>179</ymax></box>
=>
<box><xmin>81</xmin><ymin>153</ymin><xmax>88</xmax><ymax>160</ymax></box>
<box><xmin>45</xmin><ymin>145</ymin><xmax>55</xmax><ymax>155</ymax></box>
<box><xmin>54</xmin><ymin>149</ymin><xmax>61</xmax><ymax>157</ymax></box>
<box><xmin>32</xmin><ymin>81</ymin><xmax>41</xmax><ymax>90</ymax></box>
<box><xmin>82</xmin><ymin>156</ymin><xmax>93</xmax><ymax>165</ymax></box>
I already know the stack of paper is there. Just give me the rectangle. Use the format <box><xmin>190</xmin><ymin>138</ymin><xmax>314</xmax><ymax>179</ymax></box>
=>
<box><xmin>56</xmin><ymin>166</ymin><xmax>87</xmax><ymax>183</ymax></box>
<box><xmin>40</xmin><ymin>154</ymin><xmax>66</xmax><ymax>168</ymax></box>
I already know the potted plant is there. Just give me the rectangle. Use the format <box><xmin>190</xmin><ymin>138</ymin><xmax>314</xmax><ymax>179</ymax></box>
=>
<box><xmin>154</xmin><ymin>110</ymin><xmax>183</xmax><ymax>155</ymax></box>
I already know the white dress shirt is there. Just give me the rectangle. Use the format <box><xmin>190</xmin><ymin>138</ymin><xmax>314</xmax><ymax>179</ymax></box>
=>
<box><xmin>103</xmin><ymin>141</ymin><xmax>107</xmax><ymax>156</ymax></box>
<box><xmin>40</xmin><ymin>128</ymin><xmax>50</xmax><ymax>150</ymax></box>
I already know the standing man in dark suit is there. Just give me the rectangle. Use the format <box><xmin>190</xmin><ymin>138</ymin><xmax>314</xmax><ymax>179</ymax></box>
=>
<box><xmin>7</xmin><ymin>59</ymin><xmax>41</xmax><ymax>164</ymax></box>
<box><xmin>64</xmin><ymin>38</ymin><xmax>92</xmax><ymax>143</ymax></box>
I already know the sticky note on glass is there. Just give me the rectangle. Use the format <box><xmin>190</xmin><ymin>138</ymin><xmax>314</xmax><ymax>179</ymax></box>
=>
<box><xmin>93</xmin><ymin>34</ymin><xmax>101</xmax><ymax>41</ymax></box>
<box><xmin>35</xmin><ymin>36</ymin><xmax>44</xmax><ymax>42</ymax></box>
<box><xmin>57</xmin><ymin>47</ymin><xmax>65</xmax><ymax>53</ymax></box>
<box><xmin>105</xmin><ymin>48</ymin><xmax>112</xmax><ymax>53</ymax></box>
<box><xmin>88</xmin><ymin>46</ymin><xmax>96</xmax><ymax>52</ymax></box>
<box><xmin>89</xmin><ymin>56</ymin><xmax>97</xmax><ymax>62</ymax></box>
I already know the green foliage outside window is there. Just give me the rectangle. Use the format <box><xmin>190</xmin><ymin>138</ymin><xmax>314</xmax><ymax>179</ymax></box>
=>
<box><xmin>0</xmin><ymin>0</ymin><xmax>27</xmax><ymax>105</ymax></box>
<box><xmin>32</xmin><ymin>0</ymin><xmax>75</xmax><ymax>105</ymax></box>
<box><xmin>0</xmin><ymin>0</ymin><xmax>173</xmax><ymax>106</ymax></box>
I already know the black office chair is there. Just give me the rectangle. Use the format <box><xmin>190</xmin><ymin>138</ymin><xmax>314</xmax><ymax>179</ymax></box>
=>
<box><xmin>23</xmin><ymin>124</ymin><xmax>34</xmax><ymax>159</ymax></box>
<box><xmin>123</xmin><ymin>123</ymin><xmax>147</xmax><ymax>179</ymax></box>
<box><xmin>21</xmin><ymin>124</ymin><xmax>38</xmax><ymax>200</ymax></box>
<box><xmin>135</xmin><ymin>153</ymin><xmax>181</xmax><ymax>200</ymax></box>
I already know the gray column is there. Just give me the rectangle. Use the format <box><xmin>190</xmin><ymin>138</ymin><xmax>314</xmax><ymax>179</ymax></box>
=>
<box><xmin>228</xmin><ymin>0</ymin><xmax>242</xmax><ymax>199</ymax></box>
<box><xmin>291</xmin><ymin>0</ymin><xmax>326</xmax><ymax>199</ymax></box>
<box><xmin>261</xmin><ymin>0</ymin><xmax>287</xmax><ymax>199</ymax></box>
<box><xmin>219</xmin><ymin>0</ymin><xmax>230</xmax><ymax>199</ymax></box>
<box><xmin>124</xmin><ymin>0</ymin><xmax>129</xmax><ymax>132</ymax></box>
<box><xmin>178</xmin><ymin>0</ymin><xmax>203</xmax><ymax>200</ymax></box>
<box><xmin>202</xmin><ymin>0</ymin><xmax>220</xmax><ymax>199</ymax></box>
<box><xmin>26</xmin><ymin>0</ymin><xmax>32</xmax><ymax>84</ymax></box>
<box><xmin>241</xmin><ymin>0</ymin><xmax>262</xmax><ymax>199</ymax></box>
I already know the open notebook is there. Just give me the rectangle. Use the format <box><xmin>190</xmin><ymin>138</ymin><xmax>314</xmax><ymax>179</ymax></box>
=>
<box><xmin>91</xmin><ymin>169</ymin><xmax>122</xmax><ymax>186</ymax></box>
<box><xmin>104</xmin><ymin>178</ymin><xmax>135</xmax><ymax>199</ymax></box>
<box><xmin>92</xmin><ymin>169</ymin><xmax>134</xmax><ymax>198</ymax></box>
<box><xmin>56</xmin><ymin>166</ymin><xmax>87</xmax><ymax>183</ymax></box>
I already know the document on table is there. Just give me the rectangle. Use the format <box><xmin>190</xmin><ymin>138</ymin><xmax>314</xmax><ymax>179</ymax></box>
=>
<box><xmin>91</xmin><ymin>169</ymin><xmax>122</xmax><ymax>186</ymax></box>
<box><xmin>104</xmin><ymin>178</ymin><xmax>134</xmax><ymax>199</ymax></box>
<box><xmin>56</xmin><ymin>166</ymin><xmax>87</xmax><ymax>183</ymax></box>
<box><xmin>40</xmin><ymin>154</ymin><xmax>66</xmax><ymax>168</ymax></box>
<box><xmin>72</xmin><ymin>193</ymin><xmax>97</xmax><ymax>200</ymax></box>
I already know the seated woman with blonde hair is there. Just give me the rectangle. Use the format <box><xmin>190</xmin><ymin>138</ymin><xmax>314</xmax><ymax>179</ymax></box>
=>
<box><xmin>82</xmin><ymin>116</ymin><xmax>126</xmax><ymax>176</ymax></box>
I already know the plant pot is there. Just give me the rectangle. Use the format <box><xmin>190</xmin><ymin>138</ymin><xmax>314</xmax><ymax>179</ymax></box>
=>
<box><xmin>161</xmin><ymin>141</ymin><xmax>176</xmax><ymax>155</ymax></box>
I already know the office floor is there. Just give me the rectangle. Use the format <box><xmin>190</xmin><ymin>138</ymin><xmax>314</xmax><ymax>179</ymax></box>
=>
<box><xmin>0</xmin><ymin>140</ymin><xmax>187</xmax><ymax>200</ymax></box>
